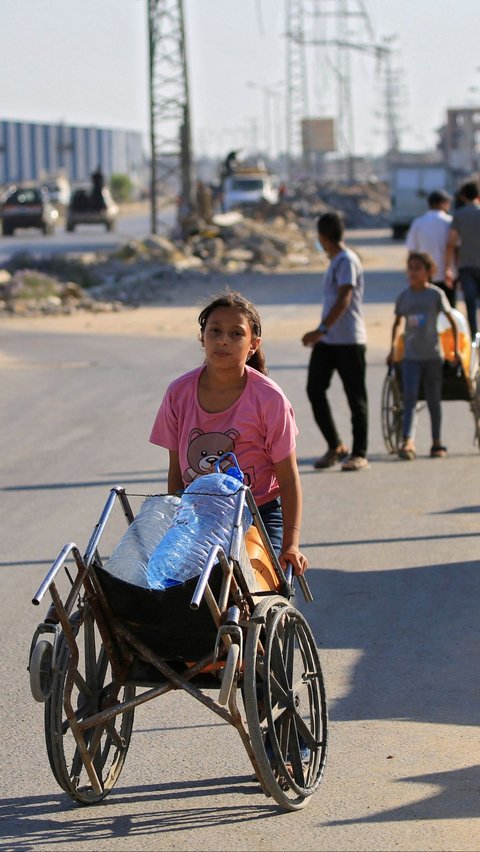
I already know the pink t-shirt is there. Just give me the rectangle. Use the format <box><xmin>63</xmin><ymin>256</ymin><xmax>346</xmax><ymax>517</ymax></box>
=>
<box><xmin>149</xmin><ymin>365</ymin><xmax>298</xmax><ymax>506</ymax></box>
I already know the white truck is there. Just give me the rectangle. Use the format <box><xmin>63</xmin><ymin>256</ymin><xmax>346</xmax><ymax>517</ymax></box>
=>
<box><xmin>389</xmin><ymin>163</ymin><xmax>454</xmax><ymax>239</ymax></box>
<box><xmin>222</xmin><ymin>167</ymin><xmax>280</xmax><ymax>212</ymax></box>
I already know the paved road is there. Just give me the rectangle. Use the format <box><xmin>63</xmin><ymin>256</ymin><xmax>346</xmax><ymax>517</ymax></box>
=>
<box><xmin>0</xmin><ymin>201</ymin><xmax>163</xmax><ymax>262</ymax></box>
<box><xmin>1</xmin><ymin>238</ymin><xmax>479</xmax><ymax>851</ymax></box>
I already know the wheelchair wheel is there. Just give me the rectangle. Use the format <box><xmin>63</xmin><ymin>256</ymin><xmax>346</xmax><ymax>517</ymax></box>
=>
<box><xmin>44</xmin><ymin>607</ymin><xmax>135</xmax><ymax>804</ymax></box>
<box><xmin>243</xmin><ymin>596</ymin><xmax>328</xmax><ymax>811</ymax></box>
<box><xmin>30</xmin><ymin>639</ymin><xmax>54</xmax><ymax>702</ymax></box>
<box><xmin>381</xmin><ymin>370</ymin><xmax>403</xmax><ymax>453</ymax></box>
<box><xmin>470</xmin><ymin>363</ymin><xmax>480</xmax><ymax>449</ymax></box>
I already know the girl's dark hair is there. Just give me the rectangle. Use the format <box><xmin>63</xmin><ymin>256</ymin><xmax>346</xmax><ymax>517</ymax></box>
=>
<box><xmin>407</xmin><ymin>251</ymin><xmax>437</xmax><ymax>279</ymax></box>
<box><xmin>198</xmin><ymin>289</ymin><xmax>268</xmax><ymax>375</ymax></box>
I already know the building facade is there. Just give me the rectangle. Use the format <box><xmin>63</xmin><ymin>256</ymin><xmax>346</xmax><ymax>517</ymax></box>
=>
<box><xmin>438</xmin><ymin>108</ymin><xmax>480</xmax><ymax>176</ymax></box>
<box><xmin>0</xmin><ymin>119</ymin><xmax>146</xmax><ymax>187</ymax></box>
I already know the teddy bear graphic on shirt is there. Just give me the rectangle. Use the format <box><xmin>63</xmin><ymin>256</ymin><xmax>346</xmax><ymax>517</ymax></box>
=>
<box><xmin>183</xmin><ymin>427</ymin><xmax>255</xmax><ymax>488</ymax></box>
<box><xmin>183</xmin><ymin>428</ymin><xmax>240</xmax><ymax>483</ymax></box>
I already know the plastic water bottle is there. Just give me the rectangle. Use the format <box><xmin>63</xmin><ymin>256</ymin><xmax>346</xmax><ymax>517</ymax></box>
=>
<box><xmin>103</xmin><ymin>494</ymin><xmax>180</xmax><ymax>588</ymax></box>
<box><xmin>147</xmin><ymin>454</ymin><xmax>252</xmax><ymax>591</ymax></box>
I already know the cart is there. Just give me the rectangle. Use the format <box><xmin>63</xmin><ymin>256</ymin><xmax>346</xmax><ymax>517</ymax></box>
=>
<box><xmin>28</xmin><ymin>483</ymin><xmax>328</xmax><ymax>812</ymax></box>
<box><xmin>381</xmin><ymin>308</ymin><xmax>480</xmax><ymax>453</ymax></box>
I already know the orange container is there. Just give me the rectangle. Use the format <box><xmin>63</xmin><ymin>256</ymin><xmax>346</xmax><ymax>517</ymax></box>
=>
<box><xmin>393</xmin><ymin>334</ymin><xmax>405</xmax><ymax>362</ymax></box>
<box><xmin>439</xmin><ymin>329</ymin><xmax>470</xmax><ymax>374</ymax></box>
<box><xmin>394</xmin><ymin>326</ymin><xmax>470</xmax><ymax>375</ymax></box>
<box><xmin>245</xmin><ymin>525</ymin><xmax>280</xmax><ymax>592</ymax></box>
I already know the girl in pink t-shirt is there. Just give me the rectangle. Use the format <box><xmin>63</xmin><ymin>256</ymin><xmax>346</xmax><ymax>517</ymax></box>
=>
<box><xmin>150</xmin><ymin>290</ymin><xmax>308</xmax><ymax>576</ymax></box>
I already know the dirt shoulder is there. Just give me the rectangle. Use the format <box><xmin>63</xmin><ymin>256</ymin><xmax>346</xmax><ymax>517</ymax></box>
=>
<box><xmin>0</xmin><ymin>281</ymin><xmax>393</xmax><ymax>358</ymax></box>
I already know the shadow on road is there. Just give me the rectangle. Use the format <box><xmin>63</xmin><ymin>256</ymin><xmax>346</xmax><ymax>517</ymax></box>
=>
<box><xmin>2</xmin><ymin>473</ymin><xmax>168</xmax><ymax>493</ymax></box>
<box><xmin>0</xmin><ymin>777</ymin><xmax>279</xmax><ymax>849</ymax></box>
<box><xmin>325</xmin><ymin>763</ymin><xmax>480</xmax><ymax>827</ymax></box>
<box><xmin>303</xmin><ymin>559</ymin><xmax>480</xmax><ymax>727</ymax></box>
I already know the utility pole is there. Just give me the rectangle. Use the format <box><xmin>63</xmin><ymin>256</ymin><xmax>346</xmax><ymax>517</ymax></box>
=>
<box><xmin>285</xmin><ymin>0</ymin><xmax>309</xmax><ymax>183</ymax></box>
<box><xmin>147</xmin><ymin>0</ymin><xmax>196</xmax><ymax>236</ymax></box>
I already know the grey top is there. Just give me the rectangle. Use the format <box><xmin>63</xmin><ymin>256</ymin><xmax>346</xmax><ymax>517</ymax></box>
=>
<box><xmin>451</xmin><ymin>203</ymin><xmax>480</xmax><ymax>268</ymax></box>
<box><xmin>395</xmin><ymin>284</ymin><xmax>451</xmax><ymax>360</ymax></box>
<box><xmin>321</xmin><ymin>247</ymin><xmax>367</xmax><ymax>345</ymax></box>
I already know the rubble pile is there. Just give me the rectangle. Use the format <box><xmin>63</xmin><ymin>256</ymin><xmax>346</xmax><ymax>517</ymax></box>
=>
<box><xmin>0</xmin><ymin>180</ymin><xmax>390</xmax><ymax>317</ymax></box>
<box><xmin>0</xmin><ymin>269</ymin><xmax>126</xmax><ymax>317</ymax></box>
<box><xmin>0</xmin><ymin>263</ymin><xmax>126</xmax><ymax>317</ymax></box>
<box><xmin>0</xmin><ymin>214</ymin><xmax>321</xmax><ymax>316</ymax></box>
<box><xmin>287</xmin><ymin>180</ymin><xmax>391</xmax><ymax>228</ymax></box>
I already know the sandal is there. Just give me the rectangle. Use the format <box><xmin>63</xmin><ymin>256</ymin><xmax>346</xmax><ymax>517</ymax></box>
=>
<box><xmin>341</xmin><ymin>455</ymin><xmax>369</xmax><ymax>471</ymax></box>
<box><xmin>314</xmin><ymin>444</ymin><xmax>349</xmax><ymax>469</ymax></box>
<box><xmin>430</xmin><ymin>445</ymin><xmax>447</xmax><ymax>458</ymax></box>
<box><xmin>398</xmin><ymin>443</ymin><xmax>416</xmax><ymax>460</ymax></box>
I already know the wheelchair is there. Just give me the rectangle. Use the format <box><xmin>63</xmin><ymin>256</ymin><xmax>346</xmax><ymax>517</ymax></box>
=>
<box><xmin>28</xmin><ymin>483</ymin><xmax>328</xmax><ymax>812</ymax></box>
<box><xmin>381</xmin><ymin>308</ymin><xmax>480</xmax><ymax>453</ymax></box>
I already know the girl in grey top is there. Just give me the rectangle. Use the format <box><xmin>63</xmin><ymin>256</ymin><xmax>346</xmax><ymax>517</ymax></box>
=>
<box><xmin>387</xmin><ymin>252</ymin><xmax>459</xmax><ymax>460</ymax></box>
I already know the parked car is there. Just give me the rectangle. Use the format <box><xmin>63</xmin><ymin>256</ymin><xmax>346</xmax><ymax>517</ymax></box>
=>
<box><xmin>66</xmin><ymin>186</ymin><xmax>119</xmax><ymax>232</ymax></box>
<box><xmin>1</xmin><ymin>185</ymin><xmax>59</xmax><ymax>236</ymax></box>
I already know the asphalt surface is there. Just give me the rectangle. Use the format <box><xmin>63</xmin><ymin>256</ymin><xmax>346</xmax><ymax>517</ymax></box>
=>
<box><xmin>1</xmin><ymin>234</ymin><xmax>479</xmax><ymax>851</ymax></box>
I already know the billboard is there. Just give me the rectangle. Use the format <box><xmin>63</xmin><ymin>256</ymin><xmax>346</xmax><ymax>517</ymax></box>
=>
<box><xmin>301</xmin><ymin>118</ymin><xmax>336</xmax><ymax>153</ymax></box>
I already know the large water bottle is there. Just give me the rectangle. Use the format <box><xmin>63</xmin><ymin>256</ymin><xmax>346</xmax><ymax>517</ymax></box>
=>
<box><xmin>103</xmin><ymin>494</ymin><xmax>180</xmax><ymax>588</ymax></box>
<box><xmin>146</xmin><ymin>454</ymin><xmax>252</xmax><ymax>591</ymax></box>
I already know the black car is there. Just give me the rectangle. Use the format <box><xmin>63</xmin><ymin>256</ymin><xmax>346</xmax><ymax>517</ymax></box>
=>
<box><xmin>1</xmin><ymin>186</ymin><xmax>59</xmax><ymax>236</ymax></box>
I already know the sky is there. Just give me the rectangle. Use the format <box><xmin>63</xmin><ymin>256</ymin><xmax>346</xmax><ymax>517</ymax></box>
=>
<box><xmin>1</xmin><ymin>0</ymin><xmax>480</xmax><ymax>162</ymax></box>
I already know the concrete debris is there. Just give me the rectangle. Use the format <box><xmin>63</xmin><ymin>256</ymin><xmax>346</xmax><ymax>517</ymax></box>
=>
<box><xmin>288</xmin><ymin>180</ymin><xmax>390</xmax><ymax>229</ymax></box>
<box><xmin>0</xmin><ymin>181</ymin><xmax>390</xmax><ymax>317</ymax></box>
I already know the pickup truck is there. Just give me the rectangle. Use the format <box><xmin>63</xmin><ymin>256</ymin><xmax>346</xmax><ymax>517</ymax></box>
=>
<box><xmin>222</xmin><ymin>170</ymin><xmax>279</xmax><ymax>212</ymax></box>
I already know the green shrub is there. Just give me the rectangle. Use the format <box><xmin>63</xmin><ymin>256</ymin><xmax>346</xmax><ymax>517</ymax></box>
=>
<box><xmin>8</xmin><ymin>270</ymin><xmax>61</xmax><ymax>300</ymax></box>
<box><xmin>6</xmin><ymin>253</ymin><xmax>99</xmax><ymax>289</ymax></box>
<box><xmin>110</xmin><ymin>173</ymin><xmax>133</xmax><ymax>203</ymax></box>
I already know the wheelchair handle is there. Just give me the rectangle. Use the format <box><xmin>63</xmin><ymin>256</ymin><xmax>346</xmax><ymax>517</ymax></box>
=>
<box><xmin>285</xmin><ymin>564</ymin><xmax>314</xmax><ymax>603</ymax></box>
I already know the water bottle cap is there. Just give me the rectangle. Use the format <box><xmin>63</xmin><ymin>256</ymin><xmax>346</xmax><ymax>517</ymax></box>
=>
<box><xmin>215</xmin><ymin>452</ymin><xmax>244</xmax><ymax>482</ymax></box>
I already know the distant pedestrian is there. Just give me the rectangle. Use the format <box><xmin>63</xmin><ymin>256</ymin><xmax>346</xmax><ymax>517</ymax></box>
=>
<box><xmin>445</xmin><ymin>180</ymin><xmax>480</xmax><ymax>338</ymax></box>
<box><xmin>302</xmin><ymin>211</ymin><xmax>369</xmax><ymax>472</ymax></box>
<box><xmin>196</xmin><ymin>180</ymin><xmax>213</xmax><ymax>224</ymax></box>
<box><xmin>405</xmin><ymin>189</ymin><xmax>454</xmax><ymax>306</ymax></box>
<box><xmin>388</xmin><ymin>252</ymin><xmax>459</xmax><ymax>460</ymax></box>
<box><xmin>91</xmin><ymin>165</ymin><xmax>104</xmax><ymax>196</ymax></box>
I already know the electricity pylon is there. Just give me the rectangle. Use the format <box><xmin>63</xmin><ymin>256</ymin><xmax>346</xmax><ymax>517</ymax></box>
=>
<box><xmin>147</xmin><ymin>0</ymin><xmax>195</xmax><ymax>235</ymax></box>
<box><xmin>287</xmin><ymin>0</ymin><xmax>380</xmax><ymax>182</ymax></box>
<box><xmin>378</xmin><ymin>36</ymin><xmax>403</xmax><ymax>156</ymax></box>
<box><xmin>285</xmin><ymin>0</ymin><xmax>309</xmax><ymax>182</ymax></box>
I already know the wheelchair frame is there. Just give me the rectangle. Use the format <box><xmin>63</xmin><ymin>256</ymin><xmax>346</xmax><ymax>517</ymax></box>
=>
<box><xmin>381</xmin><ymin>332</ymin><xmax>480</xmax><ymax>454</ymax></box>
<box><xmin>28</xmin><ymin>485</ymin><xmax>328</xmax><ymax>812</ymax></box>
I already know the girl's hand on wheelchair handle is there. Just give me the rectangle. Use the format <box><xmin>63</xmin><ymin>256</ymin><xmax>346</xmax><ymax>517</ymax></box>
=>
<box><xmin>279</xmin><ymin>545</ymin><xmax>308</xmax><ymax>576</ymax></box>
